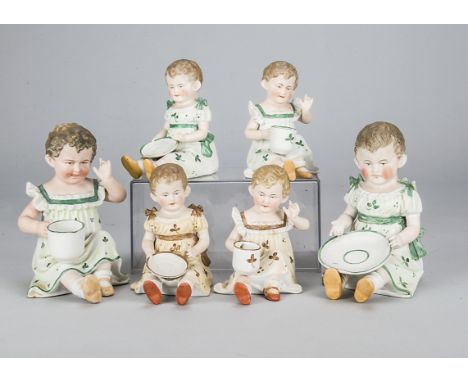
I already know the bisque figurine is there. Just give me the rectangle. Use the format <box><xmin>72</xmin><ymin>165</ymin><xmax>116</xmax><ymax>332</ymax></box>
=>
<box><xmin>214</xmin><ymin>165</ymin><xmax>310</xmax><ymax>304</ymax></box>
<box><xmin>17</xmin><ymin>123</ymin><xmax>128</xmax><ymax>303</ymax></box>
<box><xmin>323</xmin><ymin>121</ymin><xmax>426</xmax><ymax>302</ymax></box>
<box><xmin>122</xmin><ymin>59</ymin><xmax>219</xmax><ymax>180</ymax></box>
<box><xmin>244</xmin><ymin>61</ymin><xmax>319</xmax><ymax>181</ymax></box>
<box><xmin>130</xmin><ymin>163</ymin><xmax>212</xmax><ymax>305</ymax></box>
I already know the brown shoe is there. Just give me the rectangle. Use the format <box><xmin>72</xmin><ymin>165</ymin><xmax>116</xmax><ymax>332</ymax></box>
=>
<box><xmin>323</xmin><ymin>268</ymin><xmax>343</xmax><ymax>300</ymax></box>
<box><xmin>81</xmin><ymin>275</ymin><xmax>102</xmax><ymax>304</ymax></box>
<box><xmin>295</xmin><ymin>167</ymin><xmax>315</xmax><ymax>179</ymax></box>
<box><xmin>354</xmin><ymin>277</ymin><xmax>375</xmax><ymax>303</ymax></box>
<box><xmin>143</xmin><ymin>159</ymin><xmax>155</xmax><ymax>181</ymax></box>
<box><xmin>176</xmin><ymin>282</ymin><xmax>192</xmax><ymax>305</ymax></box>
<box><xmin>143</xmin><ymin>280</ymin><xmax>162</xmax><ymax>305</ymax></box>
<box><xmin>283</xmin><ymin>160</ymin><xmax>296</xmax><ymax>181</ymax></box>
<box><xmin>264</xmin><ymin>287</ymin><xmax>280</xmax><ymax>302</ymax></box>
<box><xmin>234</xmin><ymin>282</ymin><xmax>251</xmax><ymax>305</ymax></box>
<box><xmin>121</xmin><ymin>155</ymin><xmax>142</xmax><ymax>179</ymax></box>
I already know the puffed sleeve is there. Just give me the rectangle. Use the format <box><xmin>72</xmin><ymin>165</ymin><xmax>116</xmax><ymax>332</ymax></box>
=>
<box><xmin>248</xmin><ymin>101</ymin><xmax>263</xmax><ymax>124</ymax></box>
<box><xmin>344</xmin><ymin>185</ymin><xmax>360</xmax><ymax>208</ymax></box>
<box><xmin>26</xmin><ymin>182</ymin><xmax>48</xmax><ymax>212</ymax></box>
<box><xmin>194</xmin><ymin>98</ymin><xmax>212</xmax><ymax>123</ymax></box>
<box><xmin>401</xmin><ymin>182</ymin><xmax>423</xmax><ymax>215</ymax></box>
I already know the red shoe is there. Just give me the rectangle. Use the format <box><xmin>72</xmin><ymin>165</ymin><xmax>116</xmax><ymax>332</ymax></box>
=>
<box><xmin>234</xmin><ymin>282</ymin><xmax>251</xmax><ymax>305</ymax></box>
<box><xmin>176</xmin><ymin>282</ymin><xmax>192</xmax><ymax>305</ymax></box>
<box><xmin>264</xmin><ymin>287</ymin><xmax>281</xmax><ymax>302</ymax></box>
<box><xmin>143</xmin><ymin>280</ymin><xmax>162</xmax><ymax>305</ymax></box>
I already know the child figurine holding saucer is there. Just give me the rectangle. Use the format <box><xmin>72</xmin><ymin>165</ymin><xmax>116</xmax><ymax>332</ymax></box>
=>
<box><xmin>131</xmin><ymin>163</ymin><xmax>212</xmax><ymax>305</ymax></box>
<box><xmin>244</xmin><ymin>61</ymin><xmax>319</xmax><ymax>181</ymax></box>
<box><xmin>122</xmin><ymin>59</ymin><xmax>219</xmax><ymax>180</ymax></box>
<box><xmin>214</xmin><ymin>165</ymin><xmax>310</xmax><ymax>304</ymax></box>
<box><xmin>17</xmin><ymin>123</ymin><xmax>128</xmax><ymax>303</ymax></box>
<box><xmin>324</xmin><ymin>121</ymin><xmax>427</xmax><ymax>302</ymax></box>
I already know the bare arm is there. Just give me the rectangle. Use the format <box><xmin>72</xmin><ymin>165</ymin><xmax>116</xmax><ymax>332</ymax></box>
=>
<box><xmin>244</xmin><ymin>118</ymin><xmax>269</xmax><ymax>140</ymax></box>
<box><xmin>18</xmin><ymin>201</ymin><xmax>48</xmax><ymax>238</ymax></box>
<box><xmin>329</xmin><ymin>204</ymin><xmax>357</xmax><ymax>236</ymax></box>
<box><xmin>225</xmin><ymin>226</ymin><xmax>242</xmax><ymax>253</ymax></box>
<box><xmin>389</xmin><ymin>214</ymin><xmax>421</xmax><ymax>248</ymax></box>
<box><xmin>142</xmin><ymin>231</ymin><xmax>156</xmax><ymax>259</ymax></box>
<box><xmin>188</xmin><ymin>228</ymin><xmax>209</xmax><ymax>256</ymax></box>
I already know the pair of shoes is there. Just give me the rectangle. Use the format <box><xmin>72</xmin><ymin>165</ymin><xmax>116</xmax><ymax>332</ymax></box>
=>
<box><xmin>81</xmin><ymin>275</ymin><xmax>102</xmax><ymax>304</ymax></box>
<box><xmin>283</xmin><ymin>160</ymin><xmax>296</xmax><ymax>181</ymax></box>
<box><xmin>176</xmin><ymin>283</ymin><xmax>192</xmax><ymax>305</ymax></box>
<box><xmin>234</xmin><ymin>282</ymin><xmax>251</xmax><ymax>305</ymax></box>
<box><xmin>264</xmin><ymin>287</ymin><xmax>280</xmax><ymax>302</ymax></box>
<box><xmin>323</xmin><ymin>268</ymin><xmax>343</xmax><ymax>300</ymax></box>
<box><xmin>121</xmin><ymin>155</ymin><xmax>142</xmax><ymax>179</ymax></box>
<box><xmin>354</xmin><ymin>277</ymin><xmax>375</xmax><ymax>303</ymax></box>
<box><xmin>143</xmin><ymin>280</ymin><xmax>162</xmax><ymax>305</ymax></box>
<box><xmin>98</xmin><ymin>278</ymin><xmax>114</xmax><ymax>297</ymax></box>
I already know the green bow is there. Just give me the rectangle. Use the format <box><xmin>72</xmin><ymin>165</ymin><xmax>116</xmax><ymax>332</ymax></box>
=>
<box><xmin>166</xmin><ymin>99</ymin><xmax>176</xmax><ymax>109</ymax></box>
<box><xmin>200</xmin><ymin>132</ymin><xmax>215</xmax><ymax>158</ymax></box>
<box><xmin>408</xmin><ymin>228</ymin><xmax>427</xmax><ymax>260</ymax></box>
<box><xmin>195</xmin><ymin>97</ymin><xmax>208</xmax><ymax>110</ymax></box>
<box><xmin>349</xmin><ymin>174</ymin><xmax>364</xmax><ymax>190</ymax></box>
<box><xmin>399</xmin><ymin>178</ymin><xmax>416</xmax><ymax>197</ymax></box>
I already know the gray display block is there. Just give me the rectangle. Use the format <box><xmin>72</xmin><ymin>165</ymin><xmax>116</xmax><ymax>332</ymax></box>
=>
<box><xmin>130</xmin><ymin>168</ymin><xmax>321</xmax><ymax>271</ymax></box>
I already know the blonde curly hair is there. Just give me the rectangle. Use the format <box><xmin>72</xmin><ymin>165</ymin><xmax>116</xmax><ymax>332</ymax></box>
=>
<box><xmin>251</xmin><ymin>165</ymin><xmax>291</xmax><ymax>197</ymax></box>
<box><xmin>354</xmin><ymin>121</ymin><xmax>406</xmax><ymax>157</ymax></box>
<box><xmin>262</xmin><ymin>61</ymin><xmax>298</xmax><ymax>89</ymax></box>
<box><xmin>165</xmin><ymin>59</ymin><xmax>203</xmax><ymax>83</ymax></box>
<box><xmin>45</xmin><ymin>123</ymin><xmax>97</xmax><ymax>160</ymax></box>
<box><xmin>150</xmin><ymin>163</ymin><xmax>188</xmax><ymax>193</ymax></box>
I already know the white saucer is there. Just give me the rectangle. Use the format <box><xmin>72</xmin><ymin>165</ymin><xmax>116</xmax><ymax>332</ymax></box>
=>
<box><xmin>140</xmin><ymin>138</ymin><xmax>177</xmax><ymax>159</ymax></box>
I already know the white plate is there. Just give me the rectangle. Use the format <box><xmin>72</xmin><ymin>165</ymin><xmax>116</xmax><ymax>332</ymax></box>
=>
<box><xmin>146</xmin><ymin>252</ymin><xmax>188</xmax><ymax>279</ymax></box>
<box><xmin>318</xmin><ymin>231</ymin><xmax>391</xmax><ymax>275</ymax></box>
<box><xmin>140</xmin><ymin>138</ymin><xmax>177</xmax><ymax>159</ymax></box>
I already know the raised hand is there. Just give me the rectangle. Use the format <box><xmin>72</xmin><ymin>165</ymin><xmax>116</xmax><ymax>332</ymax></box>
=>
<box><xmin>283</xmin><ymin>200</ymin><xmax>300</xmax><ymax>222</ymax></box>
<box><xmin>93</xmin><ymin>158</ymin><xmax>112</xmax><ymax>183</ymax></box>
<box><xmin>296</xmin><ymin>94</ymin><xmax>314</xmax><ymax>112</ymax></box>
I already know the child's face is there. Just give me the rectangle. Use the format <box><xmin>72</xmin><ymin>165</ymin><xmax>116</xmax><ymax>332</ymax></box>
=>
<box><xmin>166</xmin><ymin>74</ymin><xmax>201</xmax><ymax>105</ymax></box>
<box><xmin>262</xmin><ymin>75</ymin><xmax>296</xmax><ymax>104</ymax></box>
<box><xmin>249</xmin><ymin>182</ymin><xmax>287</xmax><ymax>213</ymax></box>
<box><xmin>46</xmin><ymin>144</ymin><xmax>93</xmax><ymax>185</ymax></box>
<box><xmin>354</xmin><ymin>143</ymin><xmax>407</xmax><ymax>186</ymax></box>
<box><xmin>151</xmin><ymin>179</ymin><xmax>189</xmax><ymax>213</ymax></box>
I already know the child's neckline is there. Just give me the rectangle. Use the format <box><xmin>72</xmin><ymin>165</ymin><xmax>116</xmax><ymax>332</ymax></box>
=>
<box><xmin>156</xmin><ymin>206</ymin><xmax>192</xmax><ymax>220</ymax></box>
<box><xmin>256</xmin><ymin>102</ymin><xmax>296</xmax><ymax>117</ymax></box>
<box><xmin>241</xmin><ymin>209</ymin><xmax>286</xmax><ymax>229</ymax></box>
<box><xmin>358</xmin><ymin>183</ymin><xmax>404</xmax><ymax>194</ymax></box>
<box><xmin>39</xmin><ymin>179</ymin><xmax>99</xmax><ymax>205</ymax></box>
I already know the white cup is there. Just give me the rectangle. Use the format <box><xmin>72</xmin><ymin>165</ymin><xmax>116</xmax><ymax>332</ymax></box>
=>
<box><xmin>232</xmin><ymin>241</ymin><xmax>261</xmax><ymax>275</ymax></box>
<box><xmin>47</xmin><ymin>219</ymin><xmax>85</xmax><ymax>264</ymax></box>
<box><xmin>269</xmin><ymin>125</ymin><xmax>296</xmax><ymax>155</ymax></box>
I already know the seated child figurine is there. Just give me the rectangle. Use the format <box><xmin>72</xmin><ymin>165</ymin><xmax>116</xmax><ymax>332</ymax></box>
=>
<box><xmin>214</xmin><ymin>165</ymin><xmax>310</xmax><ymax>304</ymax></box>
<box><xmin>122</xmin><ymin>59</ymin><xmax>219</xmax><ymax>180</ymax></box>
<box><xmin>325</xmin><ymin>121</ymin><xmax>427</xmax><ymax>302</ymax></box>
<box><xmin>130</xmin><ymin>163</ymin><xmax>212</xmax><ymax>305</ymax></box>
<box><xmin>17</xmin><ymin>123</ymin><xmax>128</xmax><ymax>303</ymax></box>
<box><xmin>244</xmin><ymin>61</ymin><xmax>319</xmax><ymax>181</ymax></box>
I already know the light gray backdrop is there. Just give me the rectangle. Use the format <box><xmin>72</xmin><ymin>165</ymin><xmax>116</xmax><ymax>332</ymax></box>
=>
<box><xmin>1</xmin><ymin>25</ymin><xmax>467</xmax><ymax>357</ymax></box>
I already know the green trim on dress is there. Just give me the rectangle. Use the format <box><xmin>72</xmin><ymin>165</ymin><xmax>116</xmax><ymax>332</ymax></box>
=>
<box><xmin>38</xmin><ymin>179</ymin><xmax>99</xmax><ymax>205</ymax></box>
<box><xmin>255</xmin><ymin>103</ymin><xmax>295</xmax><ymax>118</ymax></box>
<box><xmin>382</xmin><ymin>265</ymin><xmax>411</xmax><ymax>296</ymax></box>
<box><xmin>169</xmin><ymin>124</ymin><xmax>198</xmax><ymax>129</ymax></box>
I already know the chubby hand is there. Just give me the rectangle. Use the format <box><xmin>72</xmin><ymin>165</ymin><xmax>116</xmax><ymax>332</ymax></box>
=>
<box><xmin>283</xmin><ymin>201</ymin><xmax>300</xmax><ymax>222</ymax></box>
<box><xmin>296</xmin><ymin>95</ymin><xmax>314</xmax><ymax>112</ymax></box>
<box><xmin>261</xmin><ymin>128</ymin><xmax>271</xmax><ymax>140</ymax></box>
<box><xmin>38</xmin><ymin>221</ymin><xmax>49</xmax><ymax>238</ymax></box>
<box><xmin>93</xmin><ymin>158</ymin><xmax>112</xmax><ymax>182</ymax></box>
<box><xmin>389</xmin><ymin>234</ymin><xmax>406</xmax><ymax>249</ymax></box>
<box><xmin>186</xmin><ymin>250</ymin><xmax>196</xmax><ymax>257</ymax></box>
<box><xmin>329</xmin><ymin>220</ymin><xmax>347</xmax><ymax>237</ymax></box>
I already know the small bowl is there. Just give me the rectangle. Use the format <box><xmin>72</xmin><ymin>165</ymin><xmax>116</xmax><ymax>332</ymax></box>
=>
<box><xmin>47</xmin><ymin>219</ymin><xmax>85</xmax><ymax>264</ymax></box>
<box><xmin>146</xmin><ymin>252</ymin><xmax>188</xmax><ymax>281</ymax></box>
<box><xmin>269</xmin><ymin>125</ymin><xmax>296</xmax><ymax>155</ymax></box>
<box><xmin>232</xmin><ymin>241</ymin><xmax>261</xmax><ymax>275</ymax></box>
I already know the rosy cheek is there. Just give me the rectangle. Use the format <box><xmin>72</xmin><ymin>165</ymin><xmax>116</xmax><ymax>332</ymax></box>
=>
<box><xmin>383</xmin><ymin>166</ymin><xmax>394</xmax><ymax>180</ymax></box>
<box><xmin>80</xmin><ymin>167</ymin><xmax>89</xmax><ymax>177</ymax></box>
<box><xmin>360</xmin><ymin>168</ymin><xmax>369</xmax><ymax>180</ymax></box>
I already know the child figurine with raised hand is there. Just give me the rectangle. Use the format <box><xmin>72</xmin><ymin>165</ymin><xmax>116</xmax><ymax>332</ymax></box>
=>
<box><xmin>324</xmin><ymin>121</ymin><xmax>427</xmax><ymax>302</ymax></box>
<box><xmin>214</xmin><ymin>165</ymin><xmax>310</xmax><ymax>304</ymax></box>
<box><xmin>244</xmin><ymin>61</ymin><xmax>319</xmax><ymax>181</ymax></box>
<box><xmin>131</xmin><ymin>163</ymin><xmax>212</xmax><ymax>305</ymax></box>
<box><xmin>17</xmin><ymin>123</ymin><xmax>128</xmax><ymax>303</ymax></box>
<box><xmin>122</xmin><ymin>59</ymin><xmax>219</xmax><ymax>180</ymax></box>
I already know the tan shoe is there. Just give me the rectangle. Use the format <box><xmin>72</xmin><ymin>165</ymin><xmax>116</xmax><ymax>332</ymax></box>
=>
<box><xmin>283</xmin><ymin>160</ymin><xmax>296</xmax><ymax>181</ymax></box>
<box><xmin>143</xmin><ymin>280</ymin><xmax>162</xmax><ymax>305</ymax></box>
<box><xmin>143</xmin><ymin>159</ymin><xmax>155</xmax><ymax>181</ymax></box>
<box><xmin>176</xmin><ymin>282</ymin><xmax>192</xmax><ymax>305</ymax></box>
<box><xmin>264</xmin><ymin>287</ymin><xmax>280</xmax><ymax>302</ymax></box>
<box><xmin>323</xmin><ymin>268</ymin><xmax>343</xmax><ymax>300</ymax></box>
<box><xmin>234</xmin><ymin>282</ymin><xmax>251</xmax><ymax>305</ymax></box>
<box><xmin>295</xmin><ymin>167</ymin><xmax>315</xmax><ymax>179</ymax></box>
<box><xmin>81</xmin><ymin>275</ymin><xmax>102</xmax><ymax>304</ymax></box>
<box><xmin>121</xmin><ymin>155</ymin><xmax>142</xmax><ymax>179</ymax></box>
<box><xmin>354</xmin><ymin>277</ymin><xmax>375</xmax><ymax>303</ymax></box>
<box><xmin>99</xmin><ymin>278</ymin><xmax>114</xmax><ymax>297</ymax></box>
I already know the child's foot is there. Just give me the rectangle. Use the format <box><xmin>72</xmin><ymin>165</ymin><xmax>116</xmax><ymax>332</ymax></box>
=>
<box><xmin>283</xmin><ymin>160</ymin><xmax>296</xmax><ymax>181</ymax></box>
<box><xmin>234</xmin><ymin>282</ymin><xmax>251</xmax><ymax>305</ymax></box>
<box><xmin>143</xmin><ymin>159</ymin><xmax>155</xmax><ymax>181</ymax></box>
<box><xmin>354</xmin><ymin>277</ymin><xmax>375</xmax><ymax>303</ymax></box>
<box><xmin>81</xmin><ymin>275</ymin><xmax>102</xmax><ymax>304</ymax></box>
<box><xmin>98</xmin><ymin>278</ymin><xmax>114</xmax><ymax>297</ymax></box>
<box><xmin>295</xmin><ymin>167</ymin><xmax>315</xmax><ymax>179</ymax></box>
<box><xmin>121</xmin><ymin>155</ymin><xmax>142</xmax><ymax>179</ymax></box>
<box><xmin>176</xmin><ymin>282</ymin><xmax>192</xmax><ymax>305</ymax></box>
<box><xmin>323</xmin><ymin>268</ymin><xmax>343</xmax><ymax>300</ymax></box>
<box><xmin>264</xmin><ymin>287</ymin><xmax>280</xmax><ymax>302</ymax></box>
<box><xmin>143</xmin><ymin>280</ymin><xmax>162</xmax><ymax>305</ymax></box>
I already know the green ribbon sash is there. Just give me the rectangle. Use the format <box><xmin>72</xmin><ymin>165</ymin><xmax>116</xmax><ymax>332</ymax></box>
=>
<box><xmin>200</xmin><ymin>132</ymin><xmax>215</xmax><ymax>158</ymax></box>
<box><xmin>169</xmin><ymin>124</ymin><xmax>198</xmax><ymax>129</ymax></box>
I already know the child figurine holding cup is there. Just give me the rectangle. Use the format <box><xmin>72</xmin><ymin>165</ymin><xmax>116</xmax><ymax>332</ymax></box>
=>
<box><xmin>17</xmin><ymin>123</ymin><xmax>128</xmax><ymax>303</ymax></box>
<box><xmin>122</xmin><ymin>59</ymin><xmax>219</xmax><ymax>180</ymax></box>
<box><xmin>244</xmin><ymin>61</ymin><xmax>319</xmax><ymax>181</ymax></box>
<box><xmin>214</xmin><ymin>164</ymin><xmax>310</xmax><ymax>304</ymax></box>
<box><xmin>324</xmin><ymin>121</ymin><xmax>427</xmax><ymax>302</ymax></box>
<box><xmin>130</xmin><ymin>163</ymin><xmax>212</xmax><ymax>305</ymax></box>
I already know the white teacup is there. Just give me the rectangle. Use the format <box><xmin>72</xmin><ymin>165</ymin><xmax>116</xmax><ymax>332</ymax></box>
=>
<box><xmin>47</xmin><ymin>219</ymin><xmax>85</xmax><ymax>264</ymax></box>
<box><xmin>269</xmin><ymin>125</ymin><xmax>296</xmax><ymax>155</ymax></box>
<box><xmin>232</xmin><ymin>241</ymin><xmax>261</xmax><ymax>275</ymax></box>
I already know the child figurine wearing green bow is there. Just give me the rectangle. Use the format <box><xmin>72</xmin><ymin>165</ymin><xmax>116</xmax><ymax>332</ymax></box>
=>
<box><xmin>325</xmin><ymin>121</ymin><xmax>427</xmax><ymax>302</ymax></box>
<box><xmin>122</xmin><ymin>59</ymin><xmax>219</xmax><ymax>180</ymax></box>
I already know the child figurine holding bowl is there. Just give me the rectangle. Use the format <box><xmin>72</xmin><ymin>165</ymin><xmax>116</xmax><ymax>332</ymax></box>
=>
<box><xmin>244</xmin><ymin>61</ymin><xmax>319</xmax><ymax>181</ymax></box>
<box><xmin>131</xmin><ymin>163</ymin><xmax>212</xmax><ymax>305</ymax></box>
<box><xmin>17</xmin><ymin>123</ymin><xmax>128</xmax><ymax>303</ymax></box>
<box><xmin>324</xmin><ymin>121</ymin><xmax>426</xmax><ymax>302</ymax></box>
<box><xmin>214</xmin><ymin>165</ymin><xmax>310</xmax><ymax>304</ymax></box>
<box><xmin>122</xmin><ymin>59</ymin><xmax>219</xmax><ymax>180</ymax></box>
